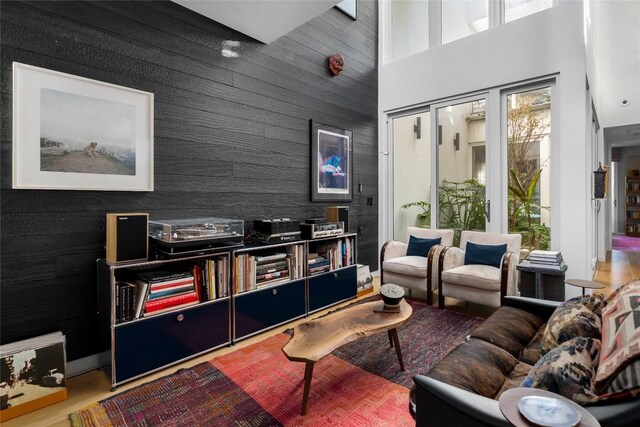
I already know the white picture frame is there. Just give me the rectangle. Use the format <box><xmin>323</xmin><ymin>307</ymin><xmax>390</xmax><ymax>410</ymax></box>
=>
<box><xmin>12</xmin><ymin>62</ymin><xmax>154</xmax><ymax>191</ymax></box>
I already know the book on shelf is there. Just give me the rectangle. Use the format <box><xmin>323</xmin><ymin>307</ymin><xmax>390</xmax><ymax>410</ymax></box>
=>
<box><xmin>147</xmin><ymin>284</ymin><xmax>195</xmax><ymax>300</ymax></box>
<box><xmin>115</xmin><ymin>282</ymin><xmax>136</xmax><ymax>323</ymax></box>
<box><xmin>147</xmin><ymin>277</ymin><xmax>194</xmax><ymax>291</ymax></box>
<box><xmin>0</xmin><ymin>332</ymin><xmax>67</xmax><ymax>422</ymax></box>
<box><xmin>255</xmin><ymin>276</ymin><xmax>290</xmax><ymax>289</ymax></box>
<box><xmin>255</xmin><ymin>253</ymin><xmax>288</xmax><ymax>263</ymax></box>
<box><xmin>144</xmin><ymin>291</ymin><xmax>199</xmax><ymax>315</ymax></box>
<box><xmin>135</xmin><ymin>270</ymin><xmax>193</xmax><ymax>284</ymax></box>
<box><xmin>255</xmin><ymin>261</ymin><xmax>288</xmax><ymax>276</ymax></box>
<box><xmin>216</xmin><ymin>258</ymin><xmax>227</xmax><ymax>298</ymax></box>
<box><xmin>256</xmin><ymin>269</ymin><xmax>289</xmax><ymax>282</ymax></box>
<box><xmin>133</xmin><ymin>281</ymin><xmax>149</xmax><ymax>319</ymax></box>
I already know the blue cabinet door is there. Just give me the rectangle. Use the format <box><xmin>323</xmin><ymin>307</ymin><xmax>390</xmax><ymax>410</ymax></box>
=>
<box><xmin>114</xmin><ymin>300</ymin><xmax>230</xmax><ymax>384</ymax></box>
<box><xmin>234</xmin><ymin>279</ymin><xmax>305</xmax><ymax>340</ymax></box>
<box><xmin>308</xmin><ymin>266</ymin><xmax>357</xmax><ymax>312</ymax></box>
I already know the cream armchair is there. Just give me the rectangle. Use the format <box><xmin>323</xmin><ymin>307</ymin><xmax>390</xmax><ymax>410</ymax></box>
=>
<box><xmin>381</xmin><ymin>227</ymin><xmax>454</xmax><ymax>305</ymax></box>
<box><xmin>437</xmin><ymin>231</ymin><xmax>521</xmax><ymax>309</ymax></box>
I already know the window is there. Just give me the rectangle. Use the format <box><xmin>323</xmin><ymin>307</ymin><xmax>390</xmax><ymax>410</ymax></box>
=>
<box><xmin>390</xmin><ymin>0</ymin><xmax>429</xmax><ymax>62</ymax></box>
<box><xmin>506</xmin><ymin>87</ymin><xmax>552</xmax><ymax>251</ymax></box>
<box><xmin>442</xmin><ymin>0</ymin><xmax>489</xmax><ymax>45</ymax></box>
<box><xmin>385</xmin><ymin>1</ymin><xmax>555</xmax><ymax>63</ymax></box>
<box><xmin>505</xmin><ymin>0</ymin><xmax>553</xmax><ymax>23</ymax></box>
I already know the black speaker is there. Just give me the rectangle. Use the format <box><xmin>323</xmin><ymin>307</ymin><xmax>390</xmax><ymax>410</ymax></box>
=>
<box><xmin>106</xmin><ymin>213</ymin><xmax>148</xmax><ymax>264</ymax></box>
<box><xmin>326</xmin><ymin>206</ymin><xmax>349</xmax><ymax>232</ymax></box>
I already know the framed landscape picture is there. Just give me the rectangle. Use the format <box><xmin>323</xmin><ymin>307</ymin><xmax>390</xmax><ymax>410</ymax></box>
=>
<box><xmin>12</xmin><ymin>62</ymin><xmax>154</xmax><ymax>191</ymax></box>
<box><xmin>310</xmin><ymin>120</ymin><xmax>353</xmax><ymax>202</ymax></box>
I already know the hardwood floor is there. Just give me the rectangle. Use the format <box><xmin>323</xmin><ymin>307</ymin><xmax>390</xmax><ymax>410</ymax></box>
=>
<box><xmin>593</xmin><ymin>249</ymin><xmax>640</xmax><ymax>297</ymax></box>
<box><xmin>6</xmin><ymin>250</ymin><xmax>639</xmax><ymax>427</ymax></box>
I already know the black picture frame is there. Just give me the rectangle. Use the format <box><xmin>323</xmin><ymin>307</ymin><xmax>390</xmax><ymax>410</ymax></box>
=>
<box><xmin>336</xmin><ymin>0</ymin><xmax>357</xmax><ymax>20</ymax></box>
<box><xmin>310</xmin><ymin>120</ymin><xmax>353</xmax><ymax>202</ymax></box>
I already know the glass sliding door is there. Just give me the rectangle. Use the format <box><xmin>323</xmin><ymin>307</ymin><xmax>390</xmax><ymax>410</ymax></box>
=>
<box><xmin>506</xmin><ymin>86</ymin><xmax>552</xmax><ymax>252</ymax></box>
<box><xmin>437</xmin><ymin>98</ymin><xmax>488</xmax><ymax>244</ymax></box>
<box><xmin>392</xmin><ymin>111</ymin><xmax>431</xmax><ymax>240</ymax></box>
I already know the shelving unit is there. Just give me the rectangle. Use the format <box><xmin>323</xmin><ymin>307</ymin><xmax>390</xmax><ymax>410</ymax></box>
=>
<box><xmin>232</xmin><ymin>241</ymin><xmax>306</xmax><ymax>341</ymax></box>
<box><xmin>97</xmin><ymin>250</ymin><xmax>233</xmax><ymax>390</ymax></box>
<box><xmin>98</xmin><ymin>234</ymin><xmax>359</xmax><ymax>390</ymax></box>
<box><xmin>307</xmin><ymin>233</ymin><xmax>358</xmax><ymax>313</ymax></box>
<box><xmin>626</xmin><ymin>176</ymin><xmax>640</xmax><ymax>236</ymax></box>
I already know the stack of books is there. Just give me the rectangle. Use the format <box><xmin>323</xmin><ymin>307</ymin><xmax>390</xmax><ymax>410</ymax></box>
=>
<box><xmin>308</xmin><ymin>253</ymin><xmax>331</xmax><ymax>275</ymax></box>
<box><xmin>255</xmin><ymin>253</ymin><xmax>290</xmax><ymax>288</ymax></box>
<box><xmin>134</xmin><ymin>270</ymin><xmax>198</xmax><ymax>317</ymax></box>
<box><xmin>528</xmin><ymin>250</ymin><xmax>565</xmax><ymax>269</ymax></box>
<box><xmin>234</xmin><ymin>252</ymin><xmax>293</xmax><ymax>294</ymax></box>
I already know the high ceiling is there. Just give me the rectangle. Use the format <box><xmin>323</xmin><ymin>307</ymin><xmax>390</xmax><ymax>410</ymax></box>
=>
<box><xmin>172</xmin><ymin>0</ymin><xmax>339</xmax><ymax>44</ymax></box>
<box><xmin>592</xmin><ymin>0</ymin><xmax>640</xmax><ymax>131</ymax></box>
<box><xmin>171</xmin><ymin>0</ymin><xmax>638</xmax><ymax>139</ymax></box>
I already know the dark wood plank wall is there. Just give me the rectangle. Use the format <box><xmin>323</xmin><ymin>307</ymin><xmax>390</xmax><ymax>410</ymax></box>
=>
<box><xmin>0</xmin><ymin>0</ymin><xmax>378</xmax><ymax>361</ymax></box>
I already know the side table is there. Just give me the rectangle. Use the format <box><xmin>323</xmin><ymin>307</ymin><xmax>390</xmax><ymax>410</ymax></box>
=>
<box><xmin>565</xmin><ymin>279</ymin><xmax>606</xmax><ymax>296</ymax></box>
<box><xmin>499</xmin><ymin>387</ymin><xmax>600</xmax><ymax>427</ymax></box>
<box><xmin>517</xmin><ymin>261</ymin><xmax>567</xmax><ymax>301</ymax></box>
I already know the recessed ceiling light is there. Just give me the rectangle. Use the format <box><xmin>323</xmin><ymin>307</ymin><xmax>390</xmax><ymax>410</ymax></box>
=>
<box><xmin>621</xmin><ymin>99</ymin><xmax>630</xmax><ymax>107</ymax></box>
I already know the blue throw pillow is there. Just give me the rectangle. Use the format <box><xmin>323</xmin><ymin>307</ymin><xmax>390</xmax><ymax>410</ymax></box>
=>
<box><xmin>406</xmin><ymin>236</ymin><xmax>441</xmax><ymax>257</ymax></box>
<box><xmin>464</xmin><ymin>242</ymin><xmax>507</xmax><ymax>268</ymax></box>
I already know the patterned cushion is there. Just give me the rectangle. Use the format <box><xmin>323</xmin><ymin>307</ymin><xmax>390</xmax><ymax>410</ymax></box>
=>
<box><xmin>594</xmin><ymin>280</ymin><xmax>640</xmax><ymax>392</ymax></box>
<box><xmin>580</xmin><ymin>293</ymin><xmax>606</xmax><ymax>316</ymax></box>
<box><xmin>540</xmin><ymin>295</ymin><xmax>602</xmax><ymax>354</ymax></box>
<box><xmin>522</xmin><ymin>337</ymin><xmax>601</xmax><ymax>405</ymax></box>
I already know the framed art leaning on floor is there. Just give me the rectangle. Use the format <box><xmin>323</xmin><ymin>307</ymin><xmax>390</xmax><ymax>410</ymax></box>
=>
<box><xmin>12</xmin><ymin>62</ymin><xmax>154</xmax><ymax>191</ymax></box>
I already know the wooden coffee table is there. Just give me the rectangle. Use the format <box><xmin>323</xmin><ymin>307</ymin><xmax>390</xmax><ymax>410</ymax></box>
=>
<box><xmin>282</xmin><ymin>299</ymin><xmax>412</xmax><ymax>415</ymax></box>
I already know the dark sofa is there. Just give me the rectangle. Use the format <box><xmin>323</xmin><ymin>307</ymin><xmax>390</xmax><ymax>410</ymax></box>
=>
<box><xmin>411</xmin><ymin>296</ymin><xmax>640</xmax><ymax>427</ymax></box>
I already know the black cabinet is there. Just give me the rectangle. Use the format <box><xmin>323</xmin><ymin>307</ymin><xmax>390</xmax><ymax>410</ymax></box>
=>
<box><xmin>114</xmin><ymin>300</ymin><xmax>229</xmax><ymax>384</ymax></box>
<box><xmin>306</xmin><ymin>233</ymin><xmax>358</xmax><ymax>313</ymax></box>
<box><xmin>98</xmin><ymin>251</ymin><xmax>233</xmax><ymax>390</ymax></box>
<box><xmin>308</xmin><ymin>266</ymin><xmax>357</xmax><ymax>313</ymax></box>
<box><xmin>234</xmin><ymin>278</ymin><xmax>305</xmax><ymax>340</ymax></box>
<box><xmin>232</xmin><ymin>241</ymin><xmax>306</xmax><ymax>342</ymax></box>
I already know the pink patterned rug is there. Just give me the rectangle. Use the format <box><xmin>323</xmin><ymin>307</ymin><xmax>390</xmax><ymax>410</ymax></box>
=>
<box><xmin>69</xmin><ymin>300</ymin><xmax>482</xmax><ymax>426</ymax></box>
<box><xmin>612</xmin><ymin>235</ymin><xmax>640</xmax><ymax>252</ymax></box>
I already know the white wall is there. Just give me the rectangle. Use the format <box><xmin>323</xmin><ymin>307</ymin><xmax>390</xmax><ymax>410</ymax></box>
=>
<box><xmin>379</xmin><ymin>1</ymin><xmax>591</xmax><ymax>297</ymax></box>
<box><xmin>392</xmin><ymin>112</ymin><xmax>431</xmax><ymax>239</ymax></box>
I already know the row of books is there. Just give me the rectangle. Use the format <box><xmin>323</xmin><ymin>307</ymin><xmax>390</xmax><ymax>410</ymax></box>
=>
<box><xmin>234</xmin><ymin>245</ymin><xmax>305</xmax><ymax>294</ymax></box>
<box><xmin>626</xmin><ymin>210</ymin><xmax>640</xmax><ymax>219</ymax></box>
<box><xmin>194</xmin><ymin>258</ymin><xmax>228</xmax><ymax>302</ymax></box>
<box><xmin>626</xmin><ymin>224</ymin><xmax>640</xmax><ymax>234</ymax></box>
<box><xmin>115</xmin><ymin>258</ymin><xmax>230</xmax><ymax>323</ymax></box>
<box><xmin>627</xmin><ymin>196</ymin><xmax>640</xmax><ymax>205</ymax></box>
<box><xmin>528</xmin><ymin>250</ymin><xmax>565</xmax><ymax>268</ymax></box>
<box><xmin>308</xmin><ymin>237</ymin><xmax>356</xmax><ymax>276</ymax></box>
<box><xmin>627</xmin><ymin>182</ymin><xmax>640</xmax><ymax>191</ymax></box>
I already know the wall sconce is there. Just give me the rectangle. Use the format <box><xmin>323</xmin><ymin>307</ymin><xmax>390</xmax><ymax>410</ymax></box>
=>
<box><xmin>438</xmin><ymin>125</ymin><xmax>442</xmax><ymax>145</ymax></box>
<box><xmin>413</xmin><ymin>116</ymin><xmax>421</xmax><ymax>139</ymax></box>
<box><xmin>453</xmin><ymin>132</ymin><xmax>460</xmax><ymax>151</ymax></box>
